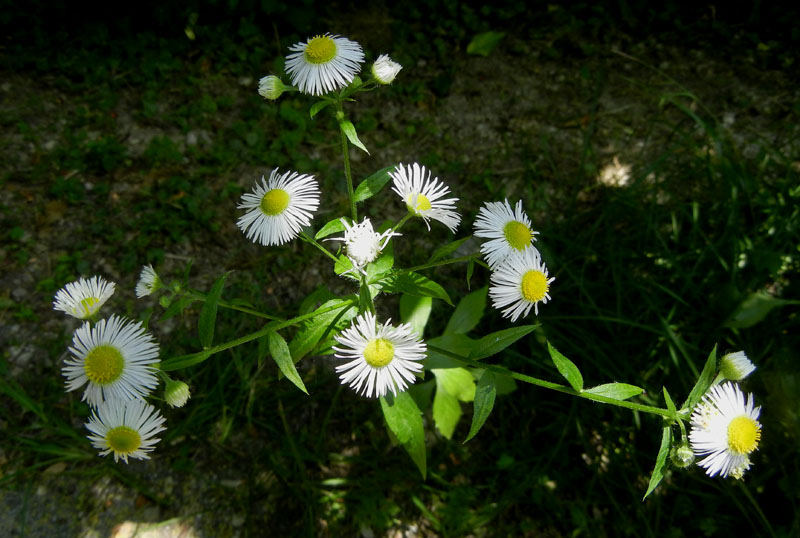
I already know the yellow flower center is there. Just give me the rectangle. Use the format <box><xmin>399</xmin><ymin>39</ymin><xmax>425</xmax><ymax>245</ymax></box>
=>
<box><xmin>80</xmin><ymin>296</ymin><xmax>100</xmax><ymax>316</ymax></box>
<box><xmin>260</xmin><ymin>189</ymin><xmax>290</xmax><ymax>215</ymax></box>
<box><xmin>727</xmin><ymin>416</ymin><xmax>761</xmax><ymax>454</ymax></box>
<box><xmin>305</xmin><ymin>35</ymin><xmax>337</xmax><ymax>64</ymax></box>
<box><xmin>520</xmin><ymin>270</ymin><xmax>548</xmax><ymax>302</ymax></box>
<box><xmin>84</xmin><ymin>345</ymin><xmax>125</xmax><ymax>385</ymax></box>
<box><xmin>408</xmin><ymin>194</ymin><xmax>432</xmax><ymax>215</ymax></box>
<box><xmin>106</xmin><ymin>426</ymin><xmax>142</xmax><ymax>454</ymax></box>
<box><xmin>503</xmin><ymin>220</ymin><xmax>532</xmax><ymax>250</ymax></box>
<box><xmin>363</xmin><ymin>338</ymin><xmax>395</xmax><ymax>367</ymax></box>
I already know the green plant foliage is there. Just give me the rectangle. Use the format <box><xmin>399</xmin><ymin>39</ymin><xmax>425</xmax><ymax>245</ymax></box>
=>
<box><xmin>381</xmin><ymin>392</ymin><xmax>426</xmax><ymax>478</ymax></box>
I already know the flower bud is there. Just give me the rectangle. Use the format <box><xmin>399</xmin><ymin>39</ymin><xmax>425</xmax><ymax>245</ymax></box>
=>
<box><xmin>670</xmin><ymin>444</ymin><xmax>694</xmax><ymax>468</ymax></box>
<box><xmin>719</xmin><ymin>351</ymin><xmax>756</xmax><ymax>381</ymax></box>
<box><xmin>371</xmin><ymin>54</ymin><xmax>402</xmax><ymax>85</ymax></box>
<box><xmin>164</xmin><ymin>380</ymin><xmax>191</xmax><ymax>408</ymax></box>
<box><xmin>258</xmin><ymin>75</ymin><xmax>287</xmax><ymax>100</ymax></box>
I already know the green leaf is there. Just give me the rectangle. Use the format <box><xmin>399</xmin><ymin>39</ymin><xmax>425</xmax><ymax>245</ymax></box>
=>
<box><xmin>466</xmin><ymin>259</ymin><xmax>475</xmax><ymax>288</ymax></box>
<box><xmin>724</xmin><ymin>291</ymin><xmax>800</xmax><ymax>328</ymax></box>
<box><xmin>289</xmin><ymin>299</ymin><xmax>354</xmax><ymax>362</ymax></box>
<box><xmin>381</xmin><ymin>392</ymin><xmax>426</xmax><ymax>478</ymax></box>
<box><xmin>268</xmin><ymin>331</ymin><xmax>308</xmax><ymax>394</ymax></box>
<box><xmin>315</xmin><ymin>218</ymin><xmax>345</xmax><ymax>240</ymax></box>
<box><xmin>198</xmin><ymin>273</ymin><xmax>228</xmax><ymax>348</ymax></box>
<box><xmin>353</xmin><ymin>166</ymin><xmax>394</xmax><ymax>203</ymax></box>
<box><xmin>429</xmin><ymin>236</ymin><xmax>471</xmax><ymax>263</ymax></box>
<box><xmin>159</xmin><ymin>295</ymin><xmax>199</xmax><ymax>321</ymax></box>
<box><xmin>466</xmin><ymin>31</ymin><xmax>506</xmax><ymax>57</ymax></box>
<box><xmin>643</xmin><ymin>425</ymin><xmax>672</xmax><ymax>499</ymax></box>
<box><xmin>681</xmin><ymin>345</ymin><xmax>717</xmax><ymax>411</ymax></box>
<box><xmin>380</xmin><ymin>271</ymin><xmax>452</xmax><ymax>305</ymax></box>
<box><xmin>432</xmin><ymin>367</ymin><xmax>476</xmax><ymax>402</ymax></box>
<box><xmin>465</xmin><ymin>370</ymin><xmax>497</xmax><ymax>443</ymax></box>
<box><xmin>400</xmin><ymin>294</ymin><xmax>432</xmax><ymax>337</ymax></box>
<box><xmin>547</xmin><ymin>342</ymin><xmax>583</xmax><ymax>392</ymax></box>
<box><xmin>469</xmin><ymin>325</ymin><xmax>537</xmax><ymax>360</ymax></box>
<box><xmin>334</xmin><ymin>254</ymin><xmax>356</xmax><ymax>278</ymax></box>
<box><xmin>663</xmin><ymin>387</ymin><xmax>677</xmax><ymax>414</ymax></box>
<box><xmin>426</xmin><ymin>333</ymin><xmax>477</xmax><ymax>369</ymax></box>
<box><xmin>340</xmin><ymin>120</ymin><xmax>369</xmax><ymax>154</ymax></box>
<box><xmin>445</xmin><ymin>286</ymin><xmax>487</xmax><ymax>335</ymax></box>
<box><xmin>585</xmin><ymin>383</ymin><xmax>643</xmax><ymax>401</ymax></box>
<box><xmin>310</xmin><ymin>100</ymin><xmax>331</xmax><ymax>118</ymax></box>
<box><xmin>160</xmin><ymin>350</ymin><xmax>212</xmax><ymax>371</ymax></box>
<box><xmin>432</xmin><ymin>388</ymin><xmax>462</xmax><ymax>439</ymax></box>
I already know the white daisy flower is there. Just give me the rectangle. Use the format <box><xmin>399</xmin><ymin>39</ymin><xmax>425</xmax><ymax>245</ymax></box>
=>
<box><xmin>689</xmin><ymin>382</ymin><xmax>762</xmax><ymax>479</ymax></box>
<box><xmin>331</xmin><ymin>217</ymin><xmax>400</xmax><ymax>276</ymax></box>
<box><xmin>719</xmin><ymin>351</ymin><xmax>756</xmax><ymax>382</ymax></box>
<box><xmin>285</xmin><ymin>34</ymin><xmax>365</xmax><ymax>96</ymax></box>
<box><xmin>53</xmin><ymin>276</ymin><xmax>116</xmax><ymax>319</ymax></box>
<box><xmin>390</xmin><ymin>162</ymin><xmax>461</xmax><ymax>233</ymax></box>
<box><xmin>85</xmin><ymin>398</ymin><xmax>166</xmax><ymax>463</ymax></box>
<box><xmin>63</xmin><ymin>315</ymin><xmax>160</xmax><ymax>408</ymax></box>
<box><xmin>489</xmin><ymin>248</ymin><xmax>554</xmax><ymax>321</ymax></box>
<box><xmin>333</xmin><ymin>312</ymin><xmax>426</xmax><ymax>398</ymax></box>
<box><xmin>473</xmin><ymin>199</ymin><xmax>539</xmax><ymax>269</ymax></box>
<box><xmin>258</xmin><ymin>75</ymin><xmax>289</xmax><ymax>100</ymax></box>
<box><xmin>237</xmin><ymin>168</ymin><xmax>321</xmax><ymax>246</ymax></box>
<box><xmin>135</xmin><ymin>264</ymin><xmax>162</xmax><ymax>298</ymax></box>
<box><xmin>371</xmin><ymin>54</ymin><xmax>402</xmax><ymax>85</ymax></box>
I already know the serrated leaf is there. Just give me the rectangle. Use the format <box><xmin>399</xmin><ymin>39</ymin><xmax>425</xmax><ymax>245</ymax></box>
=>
<box><xmin>432</xmin><ymin>367</ymin><xmax>476</xmax><ymax>402</ymax></box>
<box><xmin>160</xmin><ymin>350</ymin><xmax>212</xmax><ymax>371</ymax></box>
<box><xmin>340</xmin><ymin>120</ymin><xmax>369</xmax><ymax>154</ymax></box>
<box><xmin>465</xmin><ymin>370</ymin><xmax>497</xmax><ymax>443</ymax></box>
<box><xmin>433</xmin><ymin>388</ymin><xmax>462</xmax><ymax>439</ymax></box>
<box><xmin>429</xmin><ymin>236</ymin><xmax>471</xmax><ymax>263</ymax></box>
<box><xmin>681</xmin><ymin>345</ymin><xmax>717</xmax><ymax>411</ymax></box>
<box><xmin>381</xmin><ymin>392</ymin><xmax>426</xmax><ymax>478</ymax></box>
<box><xmin>469</xmin><ymin>325</ymin><xmax>537</xmax><ymax>360</ymax></box>
<box><xmin>643</xmin><ymin>425</ymin><xmax>672</xmax><ymax>499</ymax></box>
<box><xmin>380</xmin><ymin>271</ymin><xmax>452</xmax><ymax>305</ymax></box>
<box><xmin>466</xmin><ymin>31</ymin><xmax>506</xmax><ymax>57</ymax></box>
<box><xmin>268</xmin><ymin>331</ymin><xmax>308</xmax><ymax>394</ymax></box>
<box><xmin>724</xmin><ymin>291</ymin><xmax>799</xmax><ymax>328</ymax></box>
<box><xmin>547</xmin><ymin>342</ymin><xmax>583</xmax><ymax>392</ymax></box>
<box><xmin>315</xmin><ymin>218</ymin><xmax>345</xmax><ymax>240</ymax></box>
<box><xmin>400</xmin><ymin>294</ymin><xmax>432</xmax><ymax>337</ymax></box>
<box><xmin>159</xmin><ymin>295</ymin><xmax>199</xmax><ymax>321</ymax></box>
<box><xmin>353</xmin><ymin>166</ymin><xmax>394</xmax><ymax>203</ymax></box>
<box><xmin>198</xmin><ymin>273</ymin><xmax>228</xmax><ymax>348</ymax></box>
<box><xmin>310</xmin><ymin>100</ymin><xmax>330</xmax><ymax>118</ymax></box>
<box><xmin>445</xmin><ymin>286</ymin><xmax>487</xmax><ymax>335</ymax></box>
<box><xmin>585</xmin><ymin>383</ymin><xmax>643</xmax><ymax>401</ymax></box>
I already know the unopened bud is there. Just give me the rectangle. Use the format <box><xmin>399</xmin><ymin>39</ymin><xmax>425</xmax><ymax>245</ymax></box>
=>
<box><xmin>164</xmin><ymin>380</ymin><xmax>191</xmax><ymax>408</ymax></box>
<box><xmin>719</xmin><ymin>351</ymin><xmax>756</xmax><ymax>381</ymax></box>
<box><xmin>371</xmin><ymin>54</ymin><xmax>402</xmax><ymax>85</ymax></box>
<box><xmin>258</xmin><ymin>75</ymin><xmax>288</xmax><ymax>100</ymax></box>
<box><xmin>670</xmin><ymin>444</ymin><xmax>695</xmax><ymax>468</ymax></box>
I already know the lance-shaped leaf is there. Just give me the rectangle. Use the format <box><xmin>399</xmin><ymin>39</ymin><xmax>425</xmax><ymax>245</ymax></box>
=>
<box><xmin>432</xmin><ymin>388</ymin><xmax>461</xmax><ymax>439</ymax></box>
<box><xmin>269</xmin><ymin>331</ymin><xmax>308</xmax><ymax>394</ymax></box>
<box><xmin>315</xmin><ymin>218</ymin><xmax>345</xmax><ymax>240</ymax></box>
<box><xmin>161</xmin><ymin>350</ymin><xmax>213</xmax><ymax>372</ymax></box>
<box><xmin>353</xmin><ymin>166</ymin><xmax>394</xmax><ymax>203</ymax></box>
<box><xmin>466</xmin><ymin>31</ymin><xmax>506</xmax><ymax>57</ymax></box>
<box><xmin>584</xmin><ymin>383</ymin><xmax>643</xmax><ymax>401</ymax></box>
<box><xmin>379</xmin><ymin>271</ymin><xmax>452</xmax><ymax>305</ymax></box>
<box><xmin>680</xmin><ymin>345</ymin><xmax>717</xmax><ymax>411</ymax></box>
<box><xmin>289</xmin><ymin>299</ymin><xmax>353</xmax><ymax>362</ymax></box>
<box><xmin>547</xmin><ymin>342</ymin><xmax>583</xmax><ymax>392</ymax></box>
<box><xmin>468</xmin><ymin>325</ymin><xmax>537</xmax><ymax>360</ymax></box>
<box><xmin>340</xmin><ymin>120</ymin><xmax>369</xmax><ymax>154</ymax></box>
<box><xmin>160</xmin><ymin>295</ymin><xmax>199</xmax><ymax>321</ymax></box>
<box><xmin>724</xmin><ymin>291</ymin><xmax>800</xmax><ymax>328</ymax></box>
<box><xmin>464</xmin><ymin>370</ymin><xmax>497</xmax><ymax>443</ymax></box>
<box><xmin>445</xmin><ymin>286</ymin><xmax>487</xmax><ymax>335</ymax></box>
<box><xmin>198</xmin><ymin>273</ymin><xmax>228</xmax><ymax>348</ymax></box>
<box><xmin>381</xmin><ymin>392</ymin><xmax>426</xmax><ymax>478</ymax></box>
<box><xmin>643</xmin><ymin>425</ymin><xmax>672</xmax><ymax>500</ymax></box>
<box><xmin>310</xmin><ymin>100</ymin><xmax>331</xmax><ymax>118</ymax></box>
<box><xmin>429</xmin><ymin>236</ymin><xmax>471</xmax><ymax>263</ymax></box>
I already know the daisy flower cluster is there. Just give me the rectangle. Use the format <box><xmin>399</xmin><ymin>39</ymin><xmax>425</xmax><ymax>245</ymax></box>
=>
<box><xmin>52</xmin><ymin>272</ymin><xmax>185</xmax><ymax>463</ymax></box>
<box><xmin>473</xmin><ymin>199</ymin><xmax>554</xmax><ymax>321</ymax></box>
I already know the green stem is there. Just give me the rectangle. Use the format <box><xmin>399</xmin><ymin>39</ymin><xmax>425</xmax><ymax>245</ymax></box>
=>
<box><xmin>428</xmin><ymin>344</ymin><xmax>678</xmax><ymax>420</ymax></box>
<box><xmin>337</xmin><ymin>100</ymin><xmax>357</xmax><ymax>223</ymax></box>
<box><xmin>179</xmin><ymin>289</ymin><xmax>282</xmax><ymax>321</ymax></box>
<box><xmin>300</xmin><ymin>231</ymin><xmax>340</xmax><ymax>263</ymax></box>
<box><xmin>391</xmin><ymin>213</ymin><xmax>413</xmax><ymax>233</ymax></box>
<box><xmin>404</xmin><ymin>253</ymin><xmax>486</xmax><ymax>274</ymax></box>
